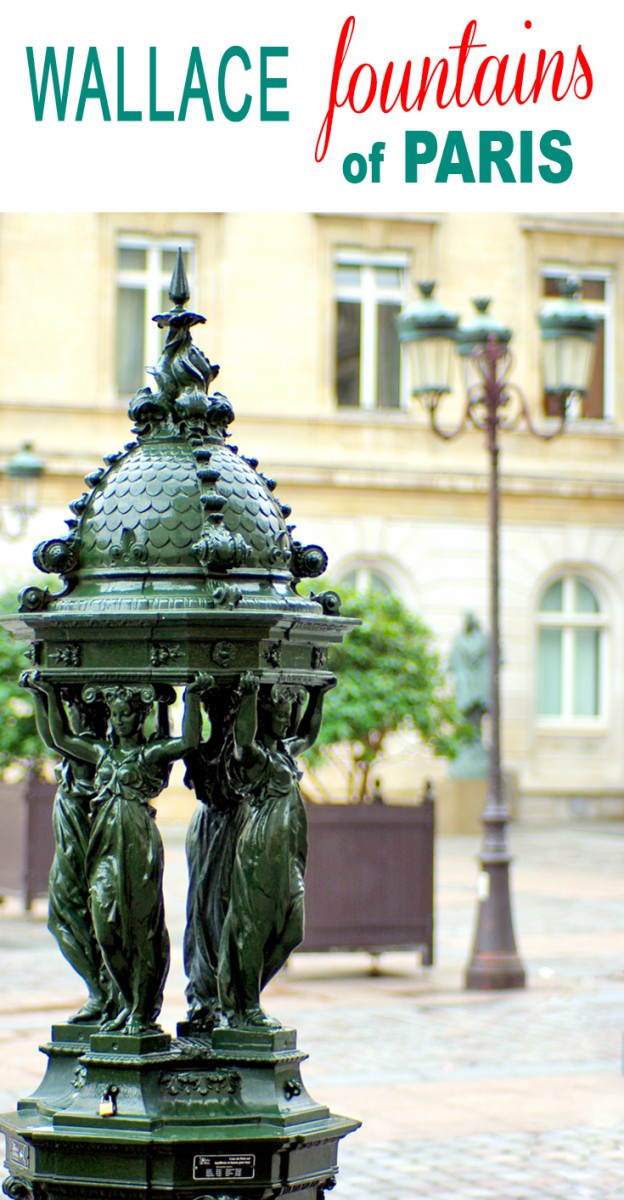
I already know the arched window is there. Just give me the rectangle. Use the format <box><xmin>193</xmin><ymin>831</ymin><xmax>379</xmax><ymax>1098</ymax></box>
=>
<box><xmin>536</xmin><ymin>576</ymin><xmax>606</xmax><ymax>720</ymax></box>
<box><xmin>338</xmin><ymin>565</ymin><xmax>394</xmax><ymax>595</ymax></box>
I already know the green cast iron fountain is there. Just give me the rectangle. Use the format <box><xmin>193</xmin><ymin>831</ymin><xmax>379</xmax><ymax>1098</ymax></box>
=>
<box><xmin>0</xmin><ymin>251</ymin><xmax>359</xmax><ymax>1200</ymax></box>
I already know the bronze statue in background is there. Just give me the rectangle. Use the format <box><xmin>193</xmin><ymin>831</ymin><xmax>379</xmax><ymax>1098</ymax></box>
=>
<box><xmin>448</xmin><ymin>611</ymin><xmax>490</xmax><ymax>778</ymax></box>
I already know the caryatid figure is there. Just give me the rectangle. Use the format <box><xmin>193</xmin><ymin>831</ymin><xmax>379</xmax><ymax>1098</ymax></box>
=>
<box><xmin>22</xmin><ymin>671</ymin><xmax>208</xmax><ymax>1034</ymax></box>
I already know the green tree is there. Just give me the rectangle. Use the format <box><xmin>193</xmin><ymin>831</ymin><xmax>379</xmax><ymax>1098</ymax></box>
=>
<box><xmin>0</xmin><ymin>593</ymin><xmax>51</xmax><ymax>778</ymax></box>
<box><xmin>305</xmin><ymin>587</ymin><xmax>465</xmax><ymax>804</ymax></box>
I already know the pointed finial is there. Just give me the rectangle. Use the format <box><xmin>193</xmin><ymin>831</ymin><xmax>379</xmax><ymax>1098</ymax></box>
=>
<box><xmin>169</xmin><ymin>247</ymin><xmax>191</xmax><ymax>308</ymax></box>
<box><xmin>152</xmin><ymin>248</ymin><xmax>205</xmax><ymax>337</ymax></box>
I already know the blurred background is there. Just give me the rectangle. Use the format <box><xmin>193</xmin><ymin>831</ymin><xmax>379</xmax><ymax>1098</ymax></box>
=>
<box><xmin>0</xmin><ymin>210</ymin><xmax>622</xmax><ymax>825</ymax></box>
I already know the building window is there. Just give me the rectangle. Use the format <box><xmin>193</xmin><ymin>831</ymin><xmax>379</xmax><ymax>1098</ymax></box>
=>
<box><xmin>339</xmin><ymin>564</ymin><xmax>394</xmax><ymax>595</ymax></box>
<box><xmin>335</xmin><ymin>252</ymin><xmax>407</xmax><ymax>410</ymax></box>
<box><xmin>116</xmin><ymin>237</ymin><xmax>195</xmax><ymax>396</ymax></box>
<box><xmin>536</xmin><ymin>576</ymin><xmax>606</xmax><ymax>720</ymax></box>
<box><xmin>541</xmin><ymin>268</ymin><xmax>613</xmax><ymax>419</ymax></box>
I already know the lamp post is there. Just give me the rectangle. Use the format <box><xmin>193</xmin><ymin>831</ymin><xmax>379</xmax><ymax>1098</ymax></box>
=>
<box><xmin>1</xmin><ymin>441</ymin><xmax>45</xmax><ymax>540</ymax></box>
<box><xmin>398</xmin><ymin>278</ymin><xmax>599</xmax><ymax>990</ymax></box>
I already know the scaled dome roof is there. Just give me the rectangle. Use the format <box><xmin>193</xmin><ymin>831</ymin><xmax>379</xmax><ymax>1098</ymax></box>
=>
<box><xmin>78</xmin><ymin>438</ymin><xmax>292</xmax><ymax>574</ymax></box>
<box><xmin>23</xmin><ymin>251</ymin><xmax>327</xmax><ymax>618</ymax></box>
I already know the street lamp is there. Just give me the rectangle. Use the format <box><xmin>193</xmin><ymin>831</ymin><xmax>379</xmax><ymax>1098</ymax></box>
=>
<box><xmin>1</xmin><ymin>442</ymin><xmax>45</xmax><ymax>540</ymax></box>
<box><xmin>398</xmin><ymin>278</ymin><xmax>599</xmax><ymax>990</ymax></box>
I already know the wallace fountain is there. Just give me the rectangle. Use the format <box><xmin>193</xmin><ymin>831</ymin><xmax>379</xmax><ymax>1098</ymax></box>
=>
<box><xmin>0</xmin><ymin>252</ymin><xmax>359</xmax><ymax>1200</ymax></box>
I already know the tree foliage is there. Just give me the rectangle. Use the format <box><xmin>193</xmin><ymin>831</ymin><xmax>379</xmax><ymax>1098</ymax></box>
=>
<box><xmin>0</xmin><ymin>593</ymin><xmax>51</xmax><ymax>778</ymax></box>
<box><xmin>306</xmin><ymin>587</ymin><xmax>464</xmax><ymax>803</ymax></box>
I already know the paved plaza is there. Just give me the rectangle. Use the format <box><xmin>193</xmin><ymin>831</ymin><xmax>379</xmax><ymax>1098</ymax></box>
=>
<box><xmin>1</xmin><ymin>819</ymin><xmax>624</xmax><ymax>1197</ymax></box>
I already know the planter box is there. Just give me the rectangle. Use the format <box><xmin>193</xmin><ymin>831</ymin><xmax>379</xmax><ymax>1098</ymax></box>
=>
<box><xmin>302</xmin><ymin>797</ymin><xmax>435</xmax><ymax>964</ymax></box>
<box><xmin>0</xmin><ymin>775</ymin><xmax>55</xmax><ymax>909</ymax></box>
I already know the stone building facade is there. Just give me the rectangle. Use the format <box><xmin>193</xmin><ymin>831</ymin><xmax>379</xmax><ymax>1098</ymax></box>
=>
<box><xmin>1</xmin><ymin>211</ymin><xmax>623</xmax><ymax>818</ymax></box>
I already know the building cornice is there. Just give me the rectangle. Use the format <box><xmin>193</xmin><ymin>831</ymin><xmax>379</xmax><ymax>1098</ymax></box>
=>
<box><xmin>520</xmin><ymin>215</ymin><xmax>624</xmax><ymax>238</ymax></box>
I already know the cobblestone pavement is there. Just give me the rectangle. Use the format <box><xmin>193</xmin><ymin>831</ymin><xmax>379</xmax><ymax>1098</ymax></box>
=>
<box><xmin>2</xmin><ymin>820</ymin><xmax>624</xmax><ymax>1198</ymax></box>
